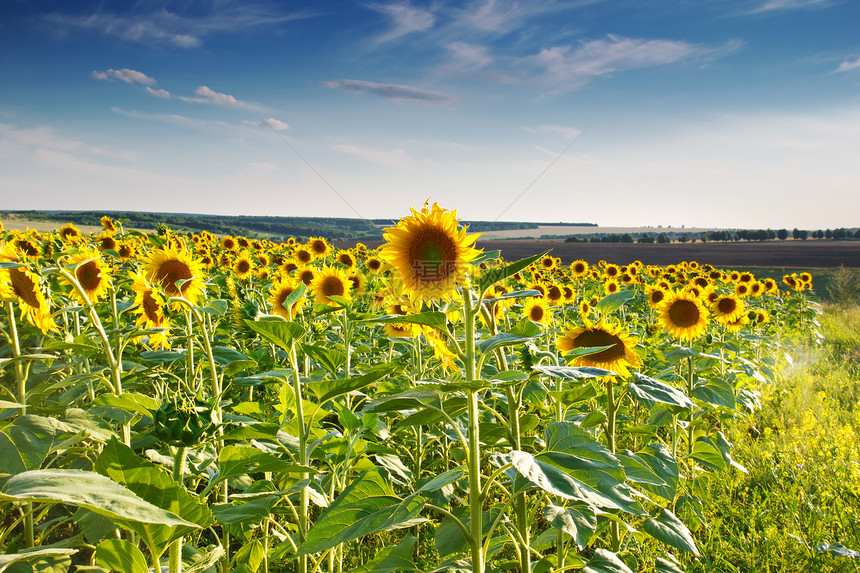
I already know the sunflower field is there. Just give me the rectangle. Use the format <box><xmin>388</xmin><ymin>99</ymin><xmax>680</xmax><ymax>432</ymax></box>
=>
<box><xmin>0</xmin><ymin>205</ymin><xmax>832</xmax><ymax>573</ymax></box>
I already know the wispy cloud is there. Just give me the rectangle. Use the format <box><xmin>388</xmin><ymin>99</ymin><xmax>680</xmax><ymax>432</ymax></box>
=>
<box><xmin>452</xmin><ymin>0</ymin><xmax>586</xmax><ymax>34</ymax></box>
<box><xmin>367</xmin><ymin>2</ymin><xmax>435</xmax><ymax>42</ymax></box>
<box><xmin>244</xmin><ymin>118</ymin><xmax>290</xmax><ymax>130</ymax></box>
<box><xmin>146</xmin><ymin>87</ymin><xmax>171</xmax><ymax>98</ymax></box>
<box><xmin>178</xmin><ymin>86</ymin><xmax>261</xmax><ymax>110</ymax></box>
<box><xmin>834</xmin><ymin>57</ymin><xmax>860</xmax><ymax>73</ymax></box>
<box><xmin>322</xmin><ymin>79</ymin><xmax>457</xmax><ymax>106</ymax></box>
<box><xmin>111</xmin><ymin>107</ymin><xmax>234</xmax><ymax>131</ymax></box>
<box><xmin>0</xmin><ymin>123</ymin><xmax>136</xmax><ymax>162</ymax></box>
<box><xmin>751</xmin><ymin>0</ymin><xmax>833</xmax><ymax>13</ymax></box>
<box><xmin>524</xmin><ymin>124</ymin><xmax>583</xmax><ymax>139</ymax></box>
<box><xmin>529</xmin><ymin>35</ymin><xmax>742</xmax><ymax>91</ymax></box>
<box><xmin>436</xmin><ymin>41</ymin><xmax>517</xmax><ymax>84</ymax></box>
<box><xmin>332</xmin><ymin>143</ymin><xmax>416</xmax><ymax>169</ymax></box>
<box><xmin>45</xmin><ymin>2</ymin><xmax>313</xmax><ymax>48</ymax></box>
<box><xmin>92</xmin><ymin>68</ymin><xmax>156</xmax><ymax>85</ymax></box>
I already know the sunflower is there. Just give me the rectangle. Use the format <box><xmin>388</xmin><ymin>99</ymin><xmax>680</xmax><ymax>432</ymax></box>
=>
<box><xmin>603</xmin><ymin>264</ymin><xmax>620</xmax><ymax>279</ymax></box>
<box><xmin>268</xmin><ymin>276</ymin><xmax>306</xmax><ymax>320</ymax></box>
<box><xmin>307</xmin><ymin>237</ymin><xmax>331</xmax><ymax>259</ymax></box>
<box><xmin>545</xmin><ymin>283</ymin><xmax>564</xmax><ymax>306</ymax></box>
<box><xmin>144</xmin><ymin>244</ymin><xmax>206</xmax><ymax>306</ymax></box>
<box><xmin>58</xmin><ymin>223</ymin><xmax>83</xmax><ymax>244</ymax></box>
<box><xmin>236</xmin><ymin>236</ymin><xmax>250</xmax><ymax>249</ymax></box>
<box><xmin>379</xmin><ymin>202</ymin><xmax>481</xmax><ymax>303</ymax></box>
<box><xmin>724</xmin><ymin>313</ymin><xmax>750</xmax><ymax>332</ymax></box>
<box><xmin>763</xmin><ymin>278</ymin><xmax>778</xmax><ymax>293</ymax></box>
<box><xmin>539</xmin><ymin>255</ymin><xmax>556</xmax><ymax>270</ymax></box>
<box><xmin>295</xmin><ymin>265</ymin><xmax>316</xmax><ymax>286</ymax></box>
<box><xmin>556</xmin><ymin>318</ymin><xmax>640</xmax><ymax>377</ymax></box>
<box><xmin>220</xmin><ymin>236</ymin><xmax>237</xmax><ymax>251</ymax></box>
<box><xmin>523</xmin><ymin>297</ymin><xmax>551</xmax><ymax>325</ymax></box>
<box><xmin>310</xmin><ymin>266</ymin><xmax>353</xmax><ymax>307</ymax></box>
<box><xmin>712</xmin><ymin>294</ymin><xmax>745</xmax><ymax>326</ymax></box>
<box><xmin>753</xmin><ymin>310</ymin><xmax>770</xmax><ymax>325</ymax></box>
<box><xmin>365</xmin><ymin>257</ymin><xmax>383</xmax><ymax>274</ymax></box>
<box><xmin>97</xmin><ymin>234</ymin><xmax>118</xmax><ymax>253</ymax></box>
<box><xmin>100</xmin><ymin>216</ymin><xmax>118</xmax><ymax>235</ymax></box>
<box><xmin>257</xmin><ymin>253</ymin><xmax>270</xmax><ymax>268</ymax></box>
<box><xmin>656</xmin><ymin>291</ymin><xmax>709</xmax><ymax>341</ymax></box>
<box><xmin>294</xmin><ymin>247</ymin><xmax>313</xmax><ymax>265</ymax></box>
<box><xmin>562</xmin><ymin>285</ymin><xmax>576</xmax><ymax>303</ymax></box>
<box><xmin>117</xmin><ymin>241</ymin><xmax>136</xmax><ymax>261</ymax></box>
<box><xmin>423</xmin><ymin>327</ymin><xmax>459</xmax><ymax>371</ymax></box>
<box><xmin>734</xmin><ymin>282</ymin><xmax>750</xmax><ymax>298</ymax></box>
<box><xmin>0</xmin><ymin>254</ymin><xmax>56</xmax><ymax>334</ymax></box>
<box><xmin>281</xmin><ymin>260</ymin><xmax>299</xmax><ymax>275</ymax></box>
<box><xmin>129</xmin><ymin>272</ymin><xmax>171</xmax><ymax>349</ymax></box>
<box><xmin>646</xmin><ymin>287</ymin><xmax>667</xmax><ymax>308</ymax></box>
<box><xmin>232</xmin><ymin>251</ymin><xmax>255</xmax><ymax>280</ymax></box>
<box><xmin>65</xmin><ymin>250</ymin><xmax>112</xmax><ymax>304</ymax></box>
<box><xmin>336</xmin><ymin>251</ymin><xmax>356</xmax><ymax>269</ymax></box>
<box><xmin>603</xmin><ymin>279</ymin><xmax>621</xmax><ymax>296</ymax></box>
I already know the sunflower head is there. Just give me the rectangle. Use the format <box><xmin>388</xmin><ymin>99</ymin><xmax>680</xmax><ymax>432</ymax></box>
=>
<box><xmin>379</xmin><ymin>202</ymin><xmax>481</xmax><ymax>303</ymax></box>
<box><xmin>0</xmin><ymin>262</ymin><xmax>57</xmax><ymax>333</ymax></box>
<box><xmin>65</xmin><ymin>250</ymin><xmax>112</xmax><ymax>304</ymax></box>
<box><xmin>58</xmin><ymin>223</ymin><xmax>82</xmax><ymax>243</ymax></box>
<box><xmin>268</xmin><ymin>276</ymin><xmax>307</xmax><ymax>320</ymax></box>
<box><xmin>657</xmin><ymin>291</ymin><xmax>710</xmax><ymax>341</ymax></box>
<box><xmin>310</xmin><ymin>266</ymin><xmax>353</xmax><ymax>307</ymax></box>
<box><xmin>232</xmin><ymin>251</ymin><xmax>255</xmax><ymax>280</ymax></box>
<box><xmin>144</xmin><ymin>244</ymin><xmax>206</xmax><ymax>306</ymax></box>
<box><xmin>556</xmin><ymin>318</ymin><xmax>640</xmax><ymax>377</ymax></box>
<box><xmin>523</xmin><ymin>297</ymin><xmax>551</xmax><ymax>325</ymax></box>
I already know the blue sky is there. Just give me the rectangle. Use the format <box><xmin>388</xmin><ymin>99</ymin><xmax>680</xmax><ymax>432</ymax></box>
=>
<box><xmin>1</xmin><ymin>0</ymin><xmax>858</xmax><ymax>228</ymax></box>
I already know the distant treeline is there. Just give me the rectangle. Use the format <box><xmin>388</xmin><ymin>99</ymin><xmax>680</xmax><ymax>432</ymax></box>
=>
<box><xmin>3</xmin><ymin>210</ymin><xmax>383</xmax><ymax>242</ymax></box>
<box><xmin>371</xmin><ymin>220</ymin><xmax>597</xmax><ymax>231</ymax></box>
<box><xmin>565</xmin><ymin>228</ymin><xmax>860</xmax><ymax>244</ymax></box>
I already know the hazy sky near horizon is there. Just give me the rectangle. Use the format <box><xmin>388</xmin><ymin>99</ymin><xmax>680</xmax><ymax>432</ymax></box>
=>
<box><xmin>1</xmin><ymin>0</ymin><xmax>858</xmax><ymax>229</ymax></box>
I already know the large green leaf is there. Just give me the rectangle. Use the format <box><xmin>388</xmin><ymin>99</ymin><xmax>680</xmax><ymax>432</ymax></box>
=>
<box><xmin>216</xmin><ymin>445</ymin><xmax>314</xmax><ymax>485</ymax></box>
<box><xmin>94</xmin><ymin>438</ymin><xmax>210</xmax><ymax>557</ymax></box>
<box><xmin>92</xmin><ymin>393</ymin><xmax>161</xmax><ymax>420</ymax></box>
<box><xmin>478</xmin><ymin>251</ymin><xmax>548</xmax><ymax>295</ymax></box>
<box><xmin>692</xmin><ymin>377</ymin><xmax>736</xmax><ymax>409</ymax></box>
<box><xmin>243</xmin><ymin>318</ymin><xmax>305</xmax><ymax>352</ymax></box>
<box><xmin>0</xmin><ymin>549</ymin><xmax>77</xmax><ymax>573</ymax></box>
<box><xmin>307</xmin><ymin>363</ymin><xmax>399</xmax><ymax>403</ymax></box>
<box><xmin>533</xmin><ymin>365</ymin><xmax>617</xmax><ymax>380</ymax></box>
<box><xmin>509</xmin><ymin>451</ymin><xmax>643</xmax><ymax>515</ymax></box>
<box><xmin>593</xmin><ymin>291</ymin><xmax>635</xmax><ymax>316</ymax></box>
<box><xmin>583</xmin><ymin>548</ymin><xmax>634</xmax><ymax>573</ymax></box>
<box><xmin>632</xmin><ymin>444</ymin><xmax>679</xmax><ymax>502</ymax></box>
<box><xmin>628</xmin><ymin>373</ymin><xmax>694</xmax><ymax>410</ymax></box>
<box><xmin>0</xmin><ymin>415</ymin><xmax>55</xmax><ymax>474</ymax></box>
<box><xmin>476</xmin><ymin>318</ymin><xmax>541</xmax><ymax>354</ymax></box>
<box><xmin>642</xmin><ymin>507</ymin><xmax>699</xmax><ymax>555</ymax></box>
<box><xmin>0</xmin><ymin>469</ymin><xmax>197</xmax><ymax>530</ymax></box>
<box><xmin>542</xmin><ymin>503</ymin><xmax>597</xmax><ymax>550</ymax></box>
<box><xmin>296</xmin><ymin>470</ymin><xmax>425</xmax><ymax>556</ymax></box>
<box><xmin>302</xmin><ymin>343</ymin><xmax>346</xmax><ymax>376</ymax></box>
<box><xmin>95</xmin><ymin>539</ymin><xmax>148</xmax><ymax>573</ymax></box>
<box><xmin>350</xmin><ymin>534</ymin><xmax>421</xmax><ymax>573</ymax></box>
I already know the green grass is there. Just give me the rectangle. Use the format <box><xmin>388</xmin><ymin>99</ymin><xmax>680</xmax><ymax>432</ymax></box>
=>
<box><xmin>679</xmin><ymin>302</ymin><xmax>860</xmax><ymax>572</ymax></box>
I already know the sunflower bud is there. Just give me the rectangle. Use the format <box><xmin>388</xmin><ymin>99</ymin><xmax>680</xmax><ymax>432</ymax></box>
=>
<box><xmin>152</xmin><ymin>394</ymin><xmax>214</xmax><ymax>447</ymax></box>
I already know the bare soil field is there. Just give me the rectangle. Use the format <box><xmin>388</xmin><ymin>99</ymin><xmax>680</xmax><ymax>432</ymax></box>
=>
<box><xmin>345</xmin><ymin>239</ymin><xmax>860</xmax><ymax>268</ymax></box>
<box><xmin>479</xmin><ymin>225</ymin><xmax>719</xmax><ymax>239</ymax></box>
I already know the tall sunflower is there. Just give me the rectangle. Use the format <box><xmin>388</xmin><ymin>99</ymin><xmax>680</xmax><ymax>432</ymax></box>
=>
<box><xmin>232</xmin><ymin>251</ymin><xmax>255</xmax><ymax>280</ymax></box>
<box><xmin>144</xmin><ymin>244</ymin><xmax>206</xmax><ymax>306</ymax></box>
<box><xmin>380</xmin><ymin>202</ymin><xmax>481</xmax><ymax>303</ymax></box>
<box><xmin>310</xmin><ymin>266</ymin><xmax>353</xmax><ymax>307</ymax></box>
<box><xmin>657</xmin><ymin>291</ymin><xmax>709</xmax><ymax>341</ymax></box>
<box><xmin>66</xmin><ymin>250</ymin><xmax>112</xmax><ymax>304</ymax></box>
<box><xmin>129</xmin><ymin>272</ymin><xmax>171</xmax><ymax>349</ymax></box>
<box><xmin>712</xmin><ymin>294</ymin><xmax>745</xmax><ymax>326</ymax></box>
<box><xmin>268</xmin><ymin>276</ymin><xmax>306</xmax><ymax>320</ymax></box>
<box><xmin>523</xmin><ymin>297</ymin><xmax>551</xmax><ymax>325</ymax></box>
<box><xmin>0</xmin><ymin>245</ymin><xmax>56</xmax><ymax>333</ymax></box>
<box><xmin>556</xmin><ymin>318</ymin><xmax>640</xmax><ymax>377</ymax></box>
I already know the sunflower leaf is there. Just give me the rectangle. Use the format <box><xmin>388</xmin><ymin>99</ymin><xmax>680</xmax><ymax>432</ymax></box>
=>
<box><xmin>628</xmin><ymin>372</ymin><xmax>695</xmax><ymax>410</ymax></box>
<box><xmin>533</xmin><ymin>365</ymin><xmax>618</xmax><ymax>379</ymax></box>
<box><xmin>243</xmin><ymin>318</ymin><xmax>305</xmax><ymax>351</ymax></box>
<box><xmin>365</xmin><ymin>311</ymin><xmax>449</xmax><ymax>332</ymax></box>
<box><xmin>477</xmin><ymin>250</ymin><xmax>549</xmax><ymax>296</ymax></box>
<box><xmin>594</xmin><ymin>291</ymin><xmax>635</xmax><ymax>316</ymax></box>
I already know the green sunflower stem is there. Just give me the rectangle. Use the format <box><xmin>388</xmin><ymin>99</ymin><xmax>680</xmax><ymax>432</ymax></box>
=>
<box><xmin>463</xmin><ymin>292</ymin><xmax>484</xmax><ymax>573</ymax></box>
<box><xmin>57</xmin><ymin>267</ymin><xmax>128</xmax><ymax>445</ymax></box>
<box><xmin>686</xmin><ymin>356</ymin><xmax>696</xmax><ymax>477</ymax></box>
<box><xmin>288</xmin><ymin>340</ymin><xmax>308</xmax><ymax>573</ymax></box>
<box><xmin>605</xmin><ymin>377</ymin><xmax>621</xmax><ymax>553</ymax></box>
<box><xmin>5</xmin><ymin>301</ymin><xmax>34</xmax><ymax>549</ymax></box>
<box><xmin>169</xmin><ymin>445</ymin><xmax>188</xmax><ymax>573</ymax></box>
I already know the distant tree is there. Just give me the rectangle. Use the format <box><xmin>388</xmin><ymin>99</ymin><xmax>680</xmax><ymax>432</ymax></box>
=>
<box><xmin>855</xmin><ymin>229</ymin><xmax>860</xmax><ymax>239</ymax></box>
<box><xmin>799</xmin><ymin>230</ymin><xmax>809</xmax><ymax>240</ymax></box>
<box><xmin>777</xmin><ymin>228</ymin><xmax>789</xmax><ymax>240</ymax></box>
<box><xmin>826</xmin><ymin>229</ymin><xmax>833</xmax><ymax>239</ymax></box>
<box><xmin>621</xmin><ymin>233</ymin><xmax>635</xmax><ymax>244</ymax></box>
<box><xmin>678</xmin><ymin>233</ymin><xmax>690</xmax><ymax>243</ymax></box>
<box><xmin>767</xmin><ymin>229</ymin><xmax>776</xmax><ymax>240</ymax></box>
<box><xmin>638</xmin><ymin>233</ymin><xmax>655</xmax><ymax>243</ymax></box>
<box><xmin>833</xmin><ymin>228</ymin><xmax>848</xmax><ymax>240</ymax></box>
<box><xmin>792</xmin><ymin>228</ymin><xmax>801</xmax><ymax>240</ymax></box>
<box><xmin>700</xmin><ymin>231</ymin><xmax>709</xmax><ymax>243</ymax></box>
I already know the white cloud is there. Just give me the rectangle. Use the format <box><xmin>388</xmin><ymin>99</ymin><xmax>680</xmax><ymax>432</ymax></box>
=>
<box><xmin>146</xmin><ymin>87</ymin><xmax>171</xmax><ymax>98</ymax></box>
<box><xmin>0</xmin><ymin>123</ymin><xmax>136</xmax><ymax>164</ymax></box>
<box><xmin>245</xmin><ymin>118</ymin><xmax>290</xmax><ymax>130</ymax></box>
<box><xmin>529</xmin><ymin>35</ymin><xmax>742</xmax><ymax>91</ymax></box>
<box><xmin>368</xmin><ymin>3</ymin><xmax>434</xmax><ymax>42</ymax></box>
<box><xmin>92</xmin><ymin>68</ymin><xmax>156</xmax><ymax>85</ymax></box>
<box><xmin>524</xmin><ymin>124</ymin><xmax>583</xmax><ymax>139</ymax></box>
<box><xmin>834</xmin><ymin>57</ymin><xmax>860</xmax><ymax>73</ymax></box>
<box><xmin>752</xmin><ymin>0</ymin><xmax>833</xmax><ymax>12</ymax></box>
<box><xmin>332</xmin><ymin>143</ymin><xmax>416</xmax><ymax>169</ymax></box>
<box><xmin>111</xmin><ymin>107</ymin><xmax>234</xmax><ymax>131</ymax></box>
<box><xmin>322</xmin><ymin>79</ymin><xmax>457</xmax><ymax>107</ymax></box>
<box><xmin>45</xmin><ymin>3</ymin><xmax>313</xmax><ymax>48</ymax></box>
<box><xmin>179</xmin><ymin>86</ymin><xmax>260</xmax><ymax>110</ymax></box>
